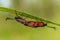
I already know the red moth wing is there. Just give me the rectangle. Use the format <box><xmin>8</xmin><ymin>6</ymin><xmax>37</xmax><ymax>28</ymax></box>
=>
<box><xmin>17</xmin><ymin>19</ymin><xmax>22</xmax><ymax>22</ymax></box>
<box><xmin>34</xmin><ymin>22</ymin><xmax>39</xmax><ymax>27</ymax></box>
<box><xmin>39</xmin><ymin>22</ymin><xmax>44</xmax><ymax>27</ymax></box>
<box><xmin>28</xmin><ymin>21</ymin><xmax>35</xmax><ymax>26</ymax></box>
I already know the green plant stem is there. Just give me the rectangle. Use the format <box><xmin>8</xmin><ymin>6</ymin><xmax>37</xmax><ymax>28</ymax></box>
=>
<box><xmin>0</xmin><ymin>7</ymin><xmax>60</xmax><ymax>26</ymax></box>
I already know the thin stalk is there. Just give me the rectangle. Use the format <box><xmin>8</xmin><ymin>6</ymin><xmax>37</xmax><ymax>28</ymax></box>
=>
<box><xmin>0</xmin><ymin>7</ymin><xmax>60</xmax><ymax>26</ymax></box>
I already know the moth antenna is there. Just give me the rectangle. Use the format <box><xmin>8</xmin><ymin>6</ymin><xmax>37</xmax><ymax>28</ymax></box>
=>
<box><xmin>47</xmin><ymin>26</ymin><xmax>56</xmax><ymax>31</ymax></box>
<box><xmin>6</xmin><ymin>17</ymin><xmax>14</xmax><ymax>21</ymax></box>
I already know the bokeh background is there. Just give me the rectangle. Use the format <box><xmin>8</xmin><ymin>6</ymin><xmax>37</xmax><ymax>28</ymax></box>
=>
<box><xmin>0</xmin><ymin>0</ymin><xmax>60</xmax><ymax>40</ymax></box>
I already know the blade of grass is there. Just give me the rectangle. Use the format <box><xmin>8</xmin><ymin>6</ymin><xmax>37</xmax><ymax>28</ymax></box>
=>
<box><xmin>0</xmin><ymin>7</ymin><xmax>60</xmax><ymax>26</ymax></box>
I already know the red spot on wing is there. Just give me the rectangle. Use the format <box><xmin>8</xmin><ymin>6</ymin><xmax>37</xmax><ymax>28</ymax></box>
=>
<box><xmin>17</xmin><ymin>19</ymin><xmax>26</xmax><ymax>24</ymax></box>
<box><xmin>23</xmin><ymin>21</ymin><xmax>26</xmax><ymax>24</ymax></box>
<box><xmin>28</xmin><ymin>21</ymin><xmax>35</xmax><ymax>26</ymax></box>
<box><xmin>39</xmin><ymin>22</ymin><xmax>44</xmax><ymax>27</ymax></box>
<box><xmin>34</xmin><ymin>22</ymin><xmax>38</xmax><ymax>27</ymax></box>
<box><xmin>17</xmin><ymin>19</ymin><xmax>22</xmax><ymax>22</ymax></box>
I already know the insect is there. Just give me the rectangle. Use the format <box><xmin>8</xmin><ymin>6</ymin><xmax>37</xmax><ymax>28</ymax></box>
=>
<box><xmin>6</xmin><ymin>10</ymin><xmax>56</xmax><ymax>30</ymax></box>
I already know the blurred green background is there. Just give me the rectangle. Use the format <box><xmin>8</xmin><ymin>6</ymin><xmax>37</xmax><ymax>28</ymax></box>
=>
<box><xmin>0</xmin><ymin>0</ymin><xmax>60</xmax><ymax>40</ymax></box>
